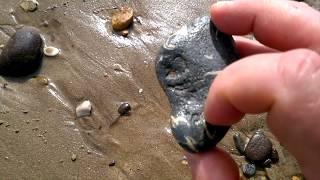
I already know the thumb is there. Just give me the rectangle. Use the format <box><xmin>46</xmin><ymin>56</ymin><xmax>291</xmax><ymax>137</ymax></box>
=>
<box><xmin>205</xmin><ymin>49</ymin><xmax>320</xmax><ymax>178</ymax></box>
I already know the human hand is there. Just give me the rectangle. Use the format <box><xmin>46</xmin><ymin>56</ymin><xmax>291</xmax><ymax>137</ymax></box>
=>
<box><xmin>187</xmin><ymin>0</ymin><xmax>320</xmax><ymax>179</ymax></box>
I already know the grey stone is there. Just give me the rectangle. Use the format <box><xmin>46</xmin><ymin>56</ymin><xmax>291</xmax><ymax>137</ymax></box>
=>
<box><xmin>241</xmin><ymin>163</ymin><xmax>256</xmax><ymax>178</ymax></box>
<box><xmin>0</xmin><ymin>26</ymin><xmax>43</xmax><ymax>77</ymax></box>
<box><xmin>155</xmin><ymin>16</ymin><xmax>238</xmax><ymax>153</ymax></box>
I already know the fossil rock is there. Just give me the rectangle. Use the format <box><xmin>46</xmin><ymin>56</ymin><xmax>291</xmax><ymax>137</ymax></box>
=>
<box><xmin>155</xmin><ymin>16</ymin><xmax>238</xmax><ymax>153</ymax></box>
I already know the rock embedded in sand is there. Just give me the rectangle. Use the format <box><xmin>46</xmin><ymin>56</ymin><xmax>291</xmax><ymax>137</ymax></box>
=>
<box><xmin>71</xmin><ymin>153</ymin><xmax>77</xmax><ymax>161</ymax></box>
<box><xmin>155</xmin><ymin>16</ymin><xmax>238</xmax><ymax>153</ymax></box>
<box><xmin>118</xmin><ymin>102</ymin><xmax>131</xmax><ymax>115</ymax></box>
<box><xmin>111</xmin><ymin>7</ymin><xmax>134</xmax><ymax>31</ymax></box>
<box><xmin>76</xmin><ymin>100</ymin><xmax>92</xmax><ymax>118</ymax></box>
<box><xmin>0</xmin><ymin>26</ymin><xmax>43</xmax><ymax>77</ymax></box>
<box><xmin>20</xmin><ymin>0</ymin><xmax>39</xmax><ymax>12</ymax></box>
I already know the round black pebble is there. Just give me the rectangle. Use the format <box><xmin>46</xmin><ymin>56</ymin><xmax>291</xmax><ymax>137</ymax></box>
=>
<box><xmin>108</xmin><ymin>160</ymin><xmax>116</xmax><ymax>167</ymax></box>
<box><xmin>0</xmin><ymin>26</ymin><xmax>43</xmax><ymax>77</ymax></box>
<box><xmin>241</xmin><ymin>163</ymin><xmax>256</xmax><ymax>178</ymax></box>
<box><xmin>118</xmin><ymin>102</ymin><xmax>131</xmax><ymax>115</ymax></box>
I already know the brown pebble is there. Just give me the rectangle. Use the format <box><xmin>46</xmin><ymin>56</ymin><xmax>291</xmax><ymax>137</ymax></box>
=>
<box><xmin>0</xmin><ymin>120</ymin><xmax>5</xmax><ymax>125</ymax></box>
<box><xmin>14</xmin><ymin>130</ymin><xmax>20</xmax><ymax>133</ymax></box>
<box><xmin>108</xmin><ymin>160</ymin><xmax>116</xmax><ymax>166</ymax></box>
<box><xmin>111</xmin><ymin>7</ymin><xmax>133</xmax><ymax>31</ymax></box>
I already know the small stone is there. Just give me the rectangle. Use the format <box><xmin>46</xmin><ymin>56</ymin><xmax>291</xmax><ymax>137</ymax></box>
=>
<box><xmin>22</xmin><ymin>110</ymin><xmax>29</xmax><ymax>114</ymax></box>
<box><xmin>181</xmin><ymin>156</ymin><xmax>188</xmax><ymax>165</ymax></box>
<box><xmin>108</xmin><ymin>160</ymin><xmax>116</xmax><ymax>166</ymax></box>
<box><xmin>0</xmin><ymin>26</ymin><xmax>43</xmax><ymax>77</ymax></box>
<box><xmin>59</xmin><ymin>159</ymin><xmax>64</xmax><ymax>163</ymax></box>
<box><xmin>241</xmin><ymin>163</ymin><xmax>256</xmax><ymax>178</ymax></box>
<box><xmin>155</xmin><ymin>16</ymin><xmax>237</xmax><ymax>153</ymax></box>
<box><xmin>118</xmin><ymin>102</ymin><xmax>131</xmax><ymax>115</ymax></box>
<box><xmin>25</xmin><ymin>120</ymin><xmax>30</xmax><ymax>124</ymax></box>
<box><xmin>119</xmin><ymin>30</ymin><xmax>129</xmax><ymax>37</ymax></box>
<box><xmin>138</xmin><ymin>89</ymin><xmax>143</xmax><ymax>94</ymax></box>
<box><xmin>80</xmin><ymin>145</ymin><xmax>85</xmax><ymax>149</ymax></box>
<box><xmin>34</xmin><ymin>76</ymin><xmax>49</xmax><ymax>86</ymax></box>
<box><xmin>76</xmin><ymin>100</ymin><xmax>92</xmax><ymax>118</ymax></box>
<box><xmin>43</xmin><ymin>46</ymin><xmax>60</xmax><ymax>57</ymax></box>
<box><xmin>244</xmin><ymin>131</ymin><xmax>273</xmax><ymax>162</ymax></box>
<box><xmin>71</xmin><ymin>154</ymin><xmax>77</xmax><ymax>161</ymax></box>
<box><xmin>20</xmin><ymin>0</ymin><xmax>39</xmax><ymax>12</ymax></box>
<box><xmin>14</xmin><ymin>130</ymin><xmax>20</xmax><ymax>133</ymax></box>
<box><xmin>0</xmin><ymin>120</ymin><xmax>5</xmax><ymax>125</ymax></box>
<box><xmin>4</xmin><ymin>156</ymin><xmax>9</xmax><ymax>160</ymax></box>
<box><xmin>291</xmin><ymin>175</ymin><xmax>303</xmax><ymax>180</ymax></box>
<box><xmin>87</xmin><ymin>150</ymin><xmax>92</xmax><ymax>154</ymax></box>
<box><xmin>111</xmin><ymin>7</ymin><xmax>134</xmax><ymax>31</ymax></box>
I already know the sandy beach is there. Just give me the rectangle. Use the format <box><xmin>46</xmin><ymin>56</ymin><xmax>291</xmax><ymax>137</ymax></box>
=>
<box><xmin>0</xmin><ymin>0</ymin><xmax>319</xmax><ymax>179</ymax></box>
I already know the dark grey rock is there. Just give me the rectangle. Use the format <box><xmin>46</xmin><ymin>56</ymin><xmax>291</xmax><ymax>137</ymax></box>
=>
<box><xmin>0</xmin><ymin>26</ymin><xmax>43</xmax><ymax>77</ymax></box>
<box><xmin>241</xmin><ymin>163</ymin><xmax>256</xmax><ymax>178</ymax></box>
<box><xmin>155</xmin><ymin>16</ymin><xmax>238</xmax><ymax>153</ymax></box>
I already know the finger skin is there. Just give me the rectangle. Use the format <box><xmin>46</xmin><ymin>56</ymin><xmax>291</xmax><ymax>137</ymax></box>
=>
<box><xmin>205</xmin><ymin>49</ymin><xmax>320</xmax><ymax>179</ymax></box>
<box><xmin>211</xmin><ymin>0</ymin><xmax>320</xmax><ymax>52</ymax></box>
<box><xmin>187</xmin><ymin>148</ymin><xmax>239</xmax><ymax>180</ymax></box>
<box><xmin>234</xmin><ymin>36</ymin><xmax>277</xmax><ymax>57</ymax></box>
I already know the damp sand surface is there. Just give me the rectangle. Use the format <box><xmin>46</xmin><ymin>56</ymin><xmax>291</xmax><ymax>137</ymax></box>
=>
<box><xmin>0</xmin><ymin>0</ymin><xmax>319</xmax><ymax>179</ymax></box>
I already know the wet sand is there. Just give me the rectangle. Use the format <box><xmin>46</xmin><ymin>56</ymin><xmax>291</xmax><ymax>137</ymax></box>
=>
<box><xmin>0</xmin><ymin>0</ymin><xmax>318</xmax><ymax>179</ymax></box>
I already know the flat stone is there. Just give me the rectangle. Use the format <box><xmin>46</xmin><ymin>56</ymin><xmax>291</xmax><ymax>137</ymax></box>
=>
<box><xmin>0</xmin><ymin>26</ymin><xmax>43</xmax><ymax>77</ymax></box>
<box><xmin>155</xmin><ymin>16</ymin><xmax>238</xmax><ymax>153</ymax></box>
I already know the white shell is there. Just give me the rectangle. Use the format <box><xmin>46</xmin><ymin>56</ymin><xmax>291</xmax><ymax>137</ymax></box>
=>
<box><xmin>44</xmin><ymin>46</ymin><xmax>60</xmax><ymax>57</ymax></box>
<box><xmin>76</xmin><ymin>100</ymin><xmax>92</xmax><ymax>118</ymax></box>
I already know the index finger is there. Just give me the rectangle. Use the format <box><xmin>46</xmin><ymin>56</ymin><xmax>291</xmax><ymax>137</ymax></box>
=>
<box><xmin>211</xmin><ymin>0</ymin><xmax>320</xmax><ymax>52</ymax></box>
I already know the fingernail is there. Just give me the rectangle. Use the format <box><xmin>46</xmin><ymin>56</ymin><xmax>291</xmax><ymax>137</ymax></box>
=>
<box><xmin>213</xmin><ymin>1</ymin><xmax>234</xmax><ymax>9</ymax></box>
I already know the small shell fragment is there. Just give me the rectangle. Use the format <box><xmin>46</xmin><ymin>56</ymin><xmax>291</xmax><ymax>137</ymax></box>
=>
<box><xmin>44</xmin><ymin>46</ymin><xmax>60</xmax><ymax>57</ymax></box>
<box><xmin>76</xmin><ymin>100</ymin><xmax>92</xmax><ymax>118</ymax></box>
<box><xmin>20</xmin><ymin>0</ymin><xmax>39</xmax><ymax>12</ymax></box>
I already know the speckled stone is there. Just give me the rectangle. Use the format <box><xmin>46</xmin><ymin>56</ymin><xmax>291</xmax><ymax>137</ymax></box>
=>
<box><xmin>245</xmin><ymin>131</ymin><xmax>273</xmax><ymax>162</ymax></box>
<box><xmin>0</xmin><ymin>26</ymin><xmax>43</xmax><ymax>77</ymax></box>
<box><xmin>155</xmin><ymin>16</ymin><xmax>238</xmax><ymax>153</ymax></box>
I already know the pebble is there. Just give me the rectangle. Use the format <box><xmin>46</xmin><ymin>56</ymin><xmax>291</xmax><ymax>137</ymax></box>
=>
<box><xmin>108</xmin><ymin>160</ymin><xmax>116</xmax><ymax>166</ymax></box>
<box><xmin>138</xmin><ymin>88</ymin><xmax>143</xmax><ymax>94</ymax></box>
<box><xmin>20</xmin><ymin>0</ymin><xmax>39</xmax><ymax>12</ymax></box>
<box><xmin>291</xmin><ymin>175</ymin><xmax>303</xmax><ymax>180</ymax></box>
<box><xmin>43</xmin><ymin>46</ymin><xmax>60</xmax><ymax>57</ymax></box>
<box><xmin>0</xmin><ymin>120</ymin><xmax>5</xmax><ymax>125</ymax></box>
<box><xmin>71</xmin><ymin>154</ymin><xmax>77</xmax><ymax>161</ymax></box>
<box><xmin>33</xmin><ymin>76</ymin><xmax>49</xmax><ymax>86</ymax></box>
<box><xmin>14</xmin><ymin>130</ymin><xmax>20</xmax><ymax>133</ymax></box>
<box><xmin>111</xmin><ymin>7</ymin><xmax>134</xmax><ymax>31</ymax></box>
<box><xmin>0</xmin><ymin>26</ymin><xmax>43</xmax><ymax>77</ymax></box>
<box><xmin>76</xmin><ymin>100</ymin><xmax>92</xmax><ymax>118</ymax></box>
<box><xmin>118</xmin><ymin>102</ymin><xmax>131</xmax><ymax>115</ymax></box>
<box><xmin>241</xmin><ymin>163</ymin><xmax>256</xmax><ymax>178</ymax></box>
<box><xmin>155</xmin><ymin>16</ymin><xmax>237</xmax><ymax>153</ymax></box>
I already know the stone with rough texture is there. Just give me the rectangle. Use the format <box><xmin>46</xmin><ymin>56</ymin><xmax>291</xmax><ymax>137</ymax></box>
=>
<box><xmin>156</xmin><ymin>16</ymin><xmax>238</xmax><ymax>153</ymax></box>
<box><xmin>0</xmin><ymin>26</ymin><xmax>43</xmax><ymax>77</ymax></box>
